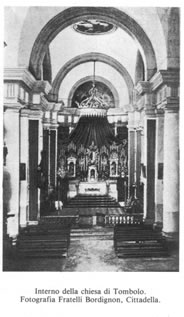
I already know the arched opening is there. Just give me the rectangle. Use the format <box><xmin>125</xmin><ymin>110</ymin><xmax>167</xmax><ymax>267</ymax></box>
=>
<box><xmin>29</xmin><ymin>7</ymin><xmax>157</xmax><ymax>81</ymax></box>
<box><xmin>48</xmin><ymin>52</ymin><xmax>134</xmax><ymax>103</ymax></box>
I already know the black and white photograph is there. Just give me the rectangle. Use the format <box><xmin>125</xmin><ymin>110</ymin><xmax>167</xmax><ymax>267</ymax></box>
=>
<box><xmin>2</xmin><ymin>5</ymin><xmax>180</xmax><ymax>273</ymax></box>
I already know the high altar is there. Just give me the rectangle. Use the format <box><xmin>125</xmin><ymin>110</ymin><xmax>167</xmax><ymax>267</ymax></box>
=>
<box><xmin>57</xmin><ymin>137</ymin><xmax>128</xmax><ymax>200</ymax></box>
<box><xmin>57</xmin><ymin>80</ymin><xmax>128</xmax><ymax>202</ymax></box>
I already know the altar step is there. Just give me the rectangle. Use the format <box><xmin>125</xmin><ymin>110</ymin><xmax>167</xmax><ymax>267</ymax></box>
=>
<box><xmin>70</xmin><ymin>227</ymin><xmax>113</xmax><ymax>240</ymax></box>
<box><xmin>67</xmin><ymin>194</ymin><xmax>120</xmax><ymax>208</ymax></box>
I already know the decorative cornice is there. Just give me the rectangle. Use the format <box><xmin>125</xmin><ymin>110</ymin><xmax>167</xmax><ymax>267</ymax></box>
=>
<box><xmin>4</xmin><ymin>103</ymin><xmax>25</xmax><ymax>112</ymax></box>
<box><xmin>58</xmin><ymin>108</ymin><xmax>80</xmax><ymax>116</ymax></box>
<box><xmin>145</xmin><ymin>108</ymin><xmax>156</xmax><ymax>117</ymax></box>
<box><xmin>150</xmin><ymin>70</ymin><xmax>180</xmax><ymax>91</ymax></box>
<box><xmin>26</xmin><ymin>110</ymin><xmax>43</xmax><ymax>118</ymax></box>
<box><xmin>20</xmin><ymin>108</ymin><xmax>44</xmax><ymax>118</ymax></box>
<box><xmin>4</xmin><ymin>68</ymin><xmax>36</xmax><ymax>89</ymax></box>
<box><xmin>39</xmin><ymin>96</ymin><xmax>65</xmax><ymax>112</ymax></box>
<box><xmin>4</xmin><ymin>68</ymin><xmax>52</xmax><ymax>96</ymax></box>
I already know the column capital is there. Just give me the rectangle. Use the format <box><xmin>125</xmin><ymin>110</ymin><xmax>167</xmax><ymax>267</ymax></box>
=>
<box><xmin>127</xmin><ymin>126</ymin><xmax>136</xmax><ymax>132</ymax></box>
<box><xmin>155</xmin><ymin>108</ymin><xmax>164</xmax><ymax>116</ymax></box>
<box><xmin>32</xmin><ymin>80</ymin><xmax>52</xmax><ymax>95</ymax></box>
<box><xmin>136</xmin><ymin>126</ymin><xmax>144</xmax><ymax>132</ymax></box>
<box><xmin>135</xmin><ymin>81</ymin><xmax>152</xmax><ymax>96</ymax></box>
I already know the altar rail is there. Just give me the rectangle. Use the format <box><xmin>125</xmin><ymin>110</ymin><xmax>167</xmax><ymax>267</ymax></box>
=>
<box><xmin>104</xmin><ymin>213</ymin><xmax>144</xmax><ymax>227</ymax></box>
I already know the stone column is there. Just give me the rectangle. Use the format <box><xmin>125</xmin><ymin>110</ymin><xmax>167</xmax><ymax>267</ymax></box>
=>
<box><xmin>136</xmin><ymin>128</ymin><xmax>142</xmax><ymax>198</ymax></box>
<box><xmin>48</xmin><ymin>127</ymin><xmax>58</xmax><ymax>193</ymax></box>
<box><xmin>19</xmin><ymin>111</ymin><xmax>29</xmax><ymax>227</ymax></box>
<box><xmin>149</xmin><ymin>70</ymin><xmax>179</xmax><ymax>233</ymax></box>
<box><xmin>154</xmin><ymin>111</ymin><xmax>164</xmax><ymax>226</ymax></box>
<box><xmin>42</xmin><ymin>120</ymin><xmax>58</xmax><ymax>211</ymax></box>
<box><xmin>146</xmin><ymin>118</ymin><xmax>156</xmax><ymax>222</ymax></box>
<box><xmin>127</xmin><ymin>112</ymin><xmax>135</xmax><ymax>199</ymax></box>
<box><xmin>37</xmin><ymin>116</ymin><xmax>44</xmax><ymax>219</ymax></box>
<box><xmin>134</xmin><ymin>82</ymin><xmax>153</xmax><ymax>220</ymax></box>
<box><xmin>143</xmin><ymin>97</ymin><xmax>156</xmax><ymax>222</ymax></box>
<box><xmin>163</xmin><ymin>104</ymin><xmax>179</xmax><ymax>237</ymax></box>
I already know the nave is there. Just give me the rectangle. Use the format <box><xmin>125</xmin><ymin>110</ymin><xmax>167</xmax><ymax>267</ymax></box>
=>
<box><xmin>3</xmin><ymin>6</ymin><xmax>180</xmax><ymax>271</ymax></box>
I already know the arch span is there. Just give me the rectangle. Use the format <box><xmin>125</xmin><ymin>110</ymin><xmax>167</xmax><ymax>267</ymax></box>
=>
<box><xmin>29</xmin><ymin>7</ymin><xmax>157</xmax><ymax>81</ymax></box>
<box><xmin>48</xmin><ymin>52</ymin><xmax>134</xmax><ymax>104</ymax></box>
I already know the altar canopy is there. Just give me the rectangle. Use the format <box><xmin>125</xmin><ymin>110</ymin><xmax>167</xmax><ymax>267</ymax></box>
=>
<box><xmin>69</xmin><ymin>115</ymin><xmax>119</xmax><ymax>148</ymax></box>
<box><xmin>57</xmin><ymin>74</ymin><xmax>128</xmax><ymax>181</ymax></box>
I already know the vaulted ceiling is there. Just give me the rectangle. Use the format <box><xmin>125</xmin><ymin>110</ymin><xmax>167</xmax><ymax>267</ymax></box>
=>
<box><xmin>4</xmin><ymin>6</ymin><xmax>176</xmax><ymax>111</ymax></box>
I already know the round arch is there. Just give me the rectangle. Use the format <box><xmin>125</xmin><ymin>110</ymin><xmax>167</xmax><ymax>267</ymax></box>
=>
<box><xmin>48</xmin><ymin>52</ymin><xmax>134</xmax><ymax>104</ymax></box>
<box><xmin>29</xmin><ymin>7</ymin><xmax>157</xmax><ymax>81</ymax></box>
<box><xmin>67</xmin><ymin>75</ymin><xmax>120</xmax><ymax>108</ymax></box>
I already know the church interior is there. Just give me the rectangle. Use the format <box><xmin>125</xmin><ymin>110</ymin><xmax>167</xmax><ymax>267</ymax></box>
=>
<box><xmin>3</xmin><ymin>7</ymin><xmax>180</xmax><ymax>271</ymax></box>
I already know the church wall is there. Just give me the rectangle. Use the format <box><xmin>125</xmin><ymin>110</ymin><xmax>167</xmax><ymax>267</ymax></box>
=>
<box><xmin>156</xmin><ymin>8</ymin><xmax>180</xmax><ymax>69</ymax></box>
<box><xmin>4</xmin><ymin>109</ymin><xmax>20</xmax><ymax>238</ymax></box>
<box><xmin>4</xmin><ymin>7</ymin><xmax>29</xmax><ymax>68</ymax></box>
<box><xmin>122</xmin><ymin>7</ymin><xmax>167</xmax><ymax>71</ymax></box>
